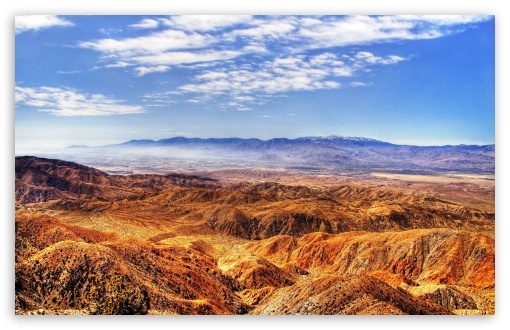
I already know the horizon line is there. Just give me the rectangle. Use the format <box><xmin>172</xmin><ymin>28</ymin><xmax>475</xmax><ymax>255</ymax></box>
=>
<box><xmin>64</xmin><ymin>135</ymin><xmax>496</xmax><ymax>148</ymax></box>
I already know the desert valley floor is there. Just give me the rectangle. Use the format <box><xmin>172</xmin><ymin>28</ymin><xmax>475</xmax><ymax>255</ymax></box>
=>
<box><xmin>15</xmin><ymin>156</ymin><xmax>495</xmax><ymax>315</ymax></box>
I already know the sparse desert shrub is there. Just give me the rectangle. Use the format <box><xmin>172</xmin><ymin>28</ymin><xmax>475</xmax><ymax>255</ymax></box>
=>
<box><xmin>89</xmin><ymin>274</ymin><xmax>149</xmax><ymax>315</ymax></box>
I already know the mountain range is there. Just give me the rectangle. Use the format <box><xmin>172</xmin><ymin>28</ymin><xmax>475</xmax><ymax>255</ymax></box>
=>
<box><xmin>65</xmin><ymin>135</ymin><xmax>495</xmax><ymax>174</ymax></box>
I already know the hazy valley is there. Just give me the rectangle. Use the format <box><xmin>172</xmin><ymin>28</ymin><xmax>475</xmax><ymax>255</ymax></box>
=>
<box><xmin>50</xmin><ymin>136</ymin><xmax>495</xmax><ymax>174</ymax></box>
<box><xmin>14</xmin><ymin>136</ymin><xmax>495</xmax><ymax>315</ymax></box>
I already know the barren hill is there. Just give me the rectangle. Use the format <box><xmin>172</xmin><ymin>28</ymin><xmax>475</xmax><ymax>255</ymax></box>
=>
<box><xmin>18</xmin><ymin>210</ymin><xmax>489</xmax><ymax>315</ymax></box>
<box><xmin>15</xmin><ymin>156</ymin><xmax>219</xmax><ymax>204</ymax></box>
<box><xmin>244</xmin><ymin>229</ymin><xmax>495</xmax><ymax>288</ymax></box>
<box><xmin>16</xmin><ymin>157</ymin><xmax>494</xmax><ymax>238</ymax></box>
<box><xmin>15</xmin><ymin>211</ymin><xmax>248</xmax><ymax>315</ymax></box>
<box><xmin>251</xmin><ymin>274</ymin><xmax>450</xmax><ymax>315</ymax></box>
<box><xmin>14</xmin><ymin>156</ymin><xmax>495</xmax><ymax>315</ymax></box>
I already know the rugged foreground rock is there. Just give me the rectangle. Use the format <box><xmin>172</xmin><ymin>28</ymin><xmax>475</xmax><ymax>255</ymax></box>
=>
<box><xmin>15</xmin><ymin>157</ymin><xmax>495</xmax><ymax>315</ymax></box>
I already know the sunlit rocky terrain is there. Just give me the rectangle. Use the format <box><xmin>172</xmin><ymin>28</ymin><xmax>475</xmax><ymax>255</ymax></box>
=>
<box><xmin>15</xmin><ymin>147</ymin><xmax>495</xmax><ymax>315</ymax></box>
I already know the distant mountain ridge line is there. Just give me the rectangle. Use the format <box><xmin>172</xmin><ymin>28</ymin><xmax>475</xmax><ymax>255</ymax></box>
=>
<box><xmin>62</xmin><ymin>135</ymin><xmax>495</xmax><ymax>174</ymax></box>
<box><xmin>66</xmin><ymin>135</ymin><xmax>495</xmax><ymax>149</ymax></box>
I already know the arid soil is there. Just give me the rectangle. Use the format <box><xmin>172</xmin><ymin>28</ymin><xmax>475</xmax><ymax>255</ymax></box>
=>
<box><xmin>15</xmin><ymin>156</ymin><xmax>495</xmax><ymax>315</ymax></box>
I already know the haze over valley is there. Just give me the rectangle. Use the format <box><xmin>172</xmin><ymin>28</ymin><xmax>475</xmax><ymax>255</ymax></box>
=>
<box><xmin>25</xmin><ymin>135</ymin><xmax>495</xmax><ymax>175</ymax></box>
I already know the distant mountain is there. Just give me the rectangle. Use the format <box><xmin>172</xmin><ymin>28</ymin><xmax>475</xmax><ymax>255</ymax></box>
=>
<box><xmin>65</xmin><ymin>136</ymin><xmax>495</xmax><ymax>173</ymax></box>
<box><xmin>117</xmin><ymin>135</ymin><xmax>393</xmax><ymax>147</ymax></box>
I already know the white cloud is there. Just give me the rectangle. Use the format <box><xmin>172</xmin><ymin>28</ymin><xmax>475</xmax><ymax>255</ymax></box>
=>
<box><xmin>176</xmin><ymin>50</ymin><xmax>404</xmax><ymax>110</ymax></box>
<box><xmin>300</xmin><ymin>18</ymin><xmax>322</xmax><ymax>27</ymax></box>
<box><xmin>234</xmin><ymin>95</ymin><xmax>255</xmax><ymax>102</ymax></box>
<box><xmin>227</xmin><ymin>102</ymin><xmax>251</xmax><ymax>111</ymax></box>
<box><xmin>143</xmin><ymin>92</ymin><xmax>173</xmax><ymax>99</ymax></box>
<box><xmin>15</xmin><ymin>86</ymin><xmax>145</xmax><ymax>116</ymax></box>
<box><xmin>349</xmin><ymin>82</ymin><xmax>369</xmax><ymax>87</ymax></box>
<box><xmin>296</xmin><ymin>15</ymin><xmax>492</xmax><ymax>49</ymax></box>
<box><xmin>228</xmin><ymin>17</ymin><xmax>297</xmax><ymax>39</ymax></box>
<box><xmin>398</xmin><ymin>15</ymin><xmax>492</xmax><ymax>26</ymax></box>
<box><xmin>134</xmin><ymin>65</ymin><xmax>170</xmax><ymax>76</ymax></box>
<box><xmin>105</xmin><ymin>61</ymin><xmax>131</xmax><ymax>68</ymax></box>
<box><xmin>79</xmin><ymin>29</ymin><xmax>255</xmax><ymax>73</ymax></box>
<box><xmin>99</xmin><ymin>28</ymin><xmax>123</xmax><ymax>36</ymax></box>
<box><xmin>131</xmin><ymin>49</ymin><xmax>243</xmax><ymax>66</ymax></box>
<box><xmin>129</xmin><ymin>18</ymin><xmax>160</xmax><ymax>29</ymax></box>
<box><xmin>165</xmin><ymin>15</ymin><xmax>253</xmax><ymax>31</ymax></box>
<box><xmin>196</xmin><ymin>71</ymin><xmax>229</xmax><ymax>80</ymax></box>
<box><xmin>78</xmin><ymin>14</ymin><xmax>490</xmax><ymax>84</ymax></box>
<box><xmin>57</xmin><ymin>70</ymin><xmax>82</xmax><ymax>74</ymax></box>
<box><xmin>179</xmin><ymin>51</ymin><xmax>401</xmax><ymax>97</ymax></box>
<box><xmin>79</xmin><ymin>29</ymin><xmax>213</xmax><ymax>56</ymax></box>
<box><xmin>354</xmin><ymin>51</ymin><xmax>404</xmax><ymax>65</ymax></box>
<box><xmin>142</xmin><ymin>92</ymin><xmax>178</xmax><ymax>107</ymax></box>
<box><xmin>15</xmin><ymin>15</ymin><xmax>74</xmax><ymax>34</ymax></box>
<box><xmin>177</xmin><ymin>61</ymin><xmax>224</xmax><ymax>70</ymax></box>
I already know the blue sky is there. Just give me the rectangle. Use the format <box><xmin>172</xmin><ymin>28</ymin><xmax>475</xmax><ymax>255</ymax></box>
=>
<box><xmin>14</xmin><ymin>15</ymin><xmax>495</xmax><ymax>152</ymax></box>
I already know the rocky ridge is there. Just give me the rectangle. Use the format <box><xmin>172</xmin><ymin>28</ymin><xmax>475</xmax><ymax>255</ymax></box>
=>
<box><xmin>15</xmin><ymin>156</ymin><xmax>495</xmax><ymax>315</ymax></box>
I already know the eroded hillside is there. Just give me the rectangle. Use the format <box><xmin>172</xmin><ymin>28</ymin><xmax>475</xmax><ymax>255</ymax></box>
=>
<box><xmin>15</xmin><ymin>156</ymin><xmax>495</xmax><ymax>315</ymax></box>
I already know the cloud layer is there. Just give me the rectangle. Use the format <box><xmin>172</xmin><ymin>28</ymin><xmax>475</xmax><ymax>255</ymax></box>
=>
<box><xmin>15</xmin><ymin>86</ymin><xmax>145</xmax><ymax>116</ymax></box>
<box><xmin>79</xmin><ymin>15</ymin><xmax>490</xmax><ymax>73</ymax></box>
<box><xmin>75</xmin><ymin>15</ymin><xmax>491</xmax><ymax>110</ymax></box>
<box><xmin>17</xmin><ymin>15</ymin><xmax>492</xmax><ymax>114</ymax></box>
<box><xmin>179</xmin><ymin>51</ymin><xmax>404</xmax><ymax>95</ymax></box>
<box><xmin>15</xmin><ymin>15</ymin><xmax>74</xmax><ymax>34</ymax></box>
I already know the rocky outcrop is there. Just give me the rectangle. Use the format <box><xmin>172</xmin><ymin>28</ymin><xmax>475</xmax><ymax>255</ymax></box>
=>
<box><xmin>219</xmin><ymin>254</ymin><xmax>295</xmax><ymax>289</ymax></box>
<box><xmin>207</xmin><ymin>206</ymin><xmax>258</xmax><ymax>238</ymax></box>
<box><xmin>15</xmin><ymin>212</ymin><xmax>249</xmax><ymax>315</ymax></box>
<box><xmin>419</xmin><ymin>286</ymin><xmax>478</xmax><ymax>310</ymax></box>
<box><xmin>244</xmin><ymin>229</ymin><xmax>495</xmax><ymax>288</ymax></box>
<box><xmin>251</xmin><ymin>274</ymin><xmax>450</xmax><ymax>315</ymax></box>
